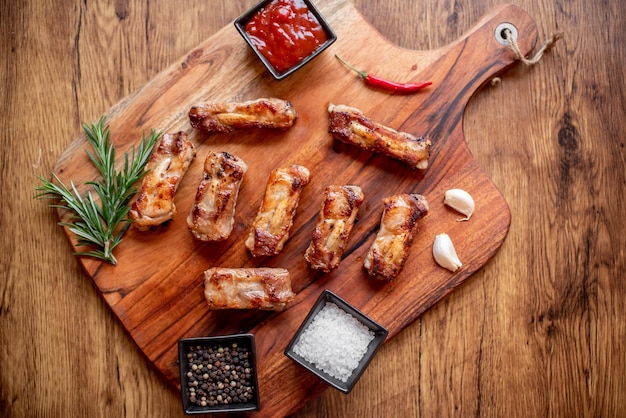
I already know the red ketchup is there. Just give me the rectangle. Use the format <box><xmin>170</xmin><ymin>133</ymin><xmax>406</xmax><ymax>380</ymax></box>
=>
<box><xmin>245</xmin><ymin>0</ymin><xmax>328</xmax><ymax>73</ymax></box>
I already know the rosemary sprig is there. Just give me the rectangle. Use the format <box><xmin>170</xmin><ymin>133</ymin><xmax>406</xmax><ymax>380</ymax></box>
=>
<box><xmin>35</xmin><ymin>116</ymin><xmax>160</xmax><ymax>265</ymax></box>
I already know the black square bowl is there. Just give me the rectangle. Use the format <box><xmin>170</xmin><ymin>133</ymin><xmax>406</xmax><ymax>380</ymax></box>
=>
<box><xmin>178</xmin><ymin>334</ymin><xmax>260</xmax><ymax>415</ymax></box>
<box><xmin>234</xmin><ymin>0</ymin><xmax>337</xmax><ymax>80</ymax></box>
<box><xmin>284</xmin><ymin>290</ymin><xmax>388</xmax><ymax>394</ymax></box>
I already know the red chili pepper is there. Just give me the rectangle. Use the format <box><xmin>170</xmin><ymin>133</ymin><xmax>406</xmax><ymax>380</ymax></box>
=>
<box><xmin>335</xmin><ymin>55</ymin><xmax>432</xmax><ymax>93</ymax></box>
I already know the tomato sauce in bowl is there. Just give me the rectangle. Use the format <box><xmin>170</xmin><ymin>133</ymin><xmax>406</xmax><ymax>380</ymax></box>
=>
<box><xmin>235</xmin><ymin>0</ymin><xmax>336</xmax><ymax>80</ymax></box>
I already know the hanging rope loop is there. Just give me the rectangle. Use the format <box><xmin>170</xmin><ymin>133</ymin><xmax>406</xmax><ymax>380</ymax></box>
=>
<box><xmin>503</xmin><ymin>28</ymin><xmax>564</xmax><ymax>66</ymax></box>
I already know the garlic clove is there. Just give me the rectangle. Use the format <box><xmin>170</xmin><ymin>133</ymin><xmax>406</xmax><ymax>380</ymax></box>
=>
<box><xmin>433</xmin><ymin>233</ymin><xmax>462</xmax><ymax>272</ymax></box>
<box><xmin>444</xmin><ymin>188</ymin><xmax>475</xmax><ymax>221</ymax></box>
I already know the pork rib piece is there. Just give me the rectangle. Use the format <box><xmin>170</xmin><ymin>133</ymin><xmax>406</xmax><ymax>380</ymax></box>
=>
<box><xmin>245</xmin><ymin>165</ymin><xmax>310</xmax><ymax>257</ymax></box>
<box><xmin>305</xmin><ymin>185</ymin><xmax>364</xmax><ymax>272</ymax></box>
<box><xmin>187</xmin><ymin>151</ymin><xmax>247</xmax><ymax>241</ymax></box>
<box><xmin>189</xmin><ymin>98</ymin><xmax>297</xmax><ymax>133</ymax></box>
<box><xmin>203</xmin><ymin>267</ymin><xmax>295</xmax><ymax>311</ymax></box>
<box><xmin>328</xmin><ymin>103</ymin><xmax>430</xmax><ymax>169</ymax></box>
<box><xmin>129</xmin><ymin>131</ymin><xmax>195</xmax><ymax>230</ymax></box>
<box><xmin>364</xmin><ymin>193</ymin><xmax>429</xmax><ymax>280</ymax></box>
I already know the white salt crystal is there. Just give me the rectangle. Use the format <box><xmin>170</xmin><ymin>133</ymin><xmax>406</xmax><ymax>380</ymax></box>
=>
<box><xmin>292</xmin><ymin>302</ymin><xmax>375</xmax><ymax>382</ymax></box>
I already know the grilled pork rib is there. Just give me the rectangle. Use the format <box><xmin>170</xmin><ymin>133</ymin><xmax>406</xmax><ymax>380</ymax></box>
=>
<box><xmin>189</xmin><ymin>98</ymin><xmax>297</xmax><ymax>133</ymax></box>
<box><xmin>305</xmin><ymin>185</ymin><xmax>364</xmax><ymax>272</ymax></box>
<box><xmin>129</xmin><ymin>131</ymin><xmax>195</xmax><ymax>230</ymax></box>
<box><xmin>245</xmin><ymin>165</ymin><xmax>310</xmax><ymax>257</ymax></box>
<box><xmin>364</xmin><ymin>193</ymin><xmax>429</xmax><ymax>280</ymax></box>
<box><xmin>203</xmin><ymin>267</ymin><xmax>295</xmax><ymax>311</ymax></box>
<box><xmin>328</xmin><ymin>103</ymin><xmax>431</xmax><ymax>169</ymax></box>
<box><xmin>187</xmin><ymin>151</ymin><xmax>247</xmax><ymax>241</ymax></box>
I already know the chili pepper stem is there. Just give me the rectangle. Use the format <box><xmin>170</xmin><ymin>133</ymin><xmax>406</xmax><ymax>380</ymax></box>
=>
<box><xmin>335</xmin><ymin>54</ymin><xmax>368</xmax><ymax>80</ymax></box>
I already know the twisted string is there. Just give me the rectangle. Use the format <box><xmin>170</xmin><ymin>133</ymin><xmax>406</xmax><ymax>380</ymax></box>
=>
<box><xmin>503</xmin><ymin>28</ymin><xmax>564</xmax><ymax>65</ymax></box>
<box><xmin>490</xmin><ymin>29</ymin><xmax>563</xmax><ymax>86</ymax></box>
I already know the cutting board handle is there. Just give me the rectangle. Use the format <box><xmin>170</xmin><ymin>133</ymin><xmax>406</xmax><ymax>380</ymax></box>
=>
<box><xmin>393</xmin><ymin>4</ymin><xmax>538</xmax><ymax>146</ymax></box>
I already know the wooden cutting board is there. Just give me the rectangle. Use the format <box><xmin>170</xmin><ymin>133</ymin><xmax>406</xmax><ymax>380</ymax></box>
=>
<box><xmin>53</xmin><ymin>1</ymin><xmax>537</xmax><ymax>416</ymax></box>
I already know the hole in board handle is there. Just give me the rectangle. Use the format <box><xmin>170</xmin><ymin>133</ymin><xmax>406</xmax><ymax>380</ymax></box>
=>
<box><xmin>495</xmin><ymin>22</ymin><xmax>518</xmax><ymax>45</ymax></box>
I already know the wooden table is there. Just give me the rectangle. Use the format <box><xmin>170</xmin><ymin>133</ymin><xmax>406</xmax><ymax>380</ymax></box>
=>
<box><xmin>1</xmin><ymin>1</ymin><xmax>624</xmax><ymax>417</ymax></box>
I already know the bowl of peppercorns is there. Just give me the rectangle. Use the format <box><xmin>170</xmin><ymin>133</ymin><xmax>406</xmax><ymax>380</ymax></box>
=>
<box><xmin>178</xmin><ymin>334</ymin><xmax>260</xmax><ymax>414</ymax></box>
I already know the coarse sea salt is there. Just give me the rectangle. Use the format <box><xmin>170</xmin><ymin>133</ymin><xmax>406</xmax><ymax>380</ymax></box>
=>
<box><xmin>292</xmin><ymin>302</ymin><xmax>375</xmax><ymax>382</ymax></box>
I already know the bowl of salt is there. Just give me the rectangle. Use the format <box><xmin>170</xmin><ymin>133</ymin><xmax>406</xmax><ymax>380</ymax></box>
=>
<box><xmin>284</xmin><ymin>290</ymin><xmax>388</xmax><ymax>393</ymax></box>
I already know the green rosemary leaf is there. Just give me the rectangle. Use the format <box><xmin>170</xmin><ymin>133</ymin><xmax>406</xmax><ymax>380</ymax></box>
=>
<box><xmin>67</xmin><ymin>225</ymin><xmax>104</xmax><ymax>248</ymax></box>
<box><xmin>34</xmin><ymin>117</ymin><xmax>161</xmax><ymax>265</ymax></box>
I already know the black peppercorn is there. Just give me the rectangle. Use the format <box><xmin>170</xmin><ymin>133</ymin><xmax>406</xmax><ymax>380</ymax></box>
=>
<box><xmin>183</xmin><ymin>342</ymin><xmax>256</xmax><ymax>408</ymax></box>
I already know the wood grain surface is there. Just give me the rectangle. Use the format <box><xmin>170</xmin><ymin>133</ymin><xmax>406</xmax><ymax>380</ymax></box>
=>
<box><xmin>1</xmin><ymin>1</ymin><xmax>625</xmax><ymax>417</ymax></box>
